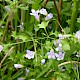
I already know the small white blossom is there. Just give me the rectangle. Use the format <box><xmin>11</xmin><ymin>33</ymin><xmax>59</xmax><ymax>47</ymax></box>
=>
<box><xmin>58</xmin><ymin>34</ymin><xmax>65</xmax><ymax>39</ymax></box>
<box><xmin>59</xmin><ymin>43</ymin><xmax>62</xmax><ymax>47</ymax></box>
<box><xmin>55</xmin><ymin>43</ymin><xmax>62</xmax><ymax>52</ymax></box>
<box><xmin>0</xmin><ymin>45</ymin><xmax>3</xmax><ymax>52</ymax></box>
<box><xmin>25</xmin><ymin>50</ymin><xmax>35</xmax><ymax>59</ymax></box>
<box><xmin>14</xmin><ymin>64</ymin><xmax>23</xmax><ymax>68</ymax></box>
<box><xmin>76</xmin><ymin>52</ymin><xmax>80</xmax><ymax>57</ymax></box>
<box><xmin>45</xmin><ymin>13</ymin><xmax>53</xmax><ymax>20</ymax></box>
<box><xmin>55</xmin><ymin>47</ymin><xmax>62</xmax><ymax>52</ymax></box>
<box><xmin>75</xmin><ymin>30</ymin><xmax>80</xmax><ymax>40</ymax></box>
<box><xmin>56</xmin><ymin>52</ymin><xmax>65</xmax><ymax>60</ymax></box>
<box><xmin>30</xmin><ymin>9</ymin><xmax>39</xmax><ymax>15</ymax></box>
<box><xmin>30</xmin><ymin>9</ymin><xmax>40</xmax><ymax>21</ymax></box>
<box><xmin>17</xmin><ymin>25</ymin><xmax>24</xmax><ymax>31</ymax></box>
<box><xmin>39</xmin><ymin>8</ymin><xmax>48</xmax><ymax>15</ymax></box>
<box><xmin>41</xmin><ymin>59</ymin><xmax>45</xmax><ymax>64</ymax></box>
<box><xmin>54</xmin><ymin>39</ymin><xmax>61</xmax><ymax>46</ymax></box>
<box><xmin>5</xmin><ymin>6</ymin><xmax>10</xmax><ymax>12</ymax></box>
<box><xmin>25</xmin><ymin>68</ymin><xmax>30</xmax><ymax>76</ymax></box>
<box><xmin>47</xmin><ymin>50</ymin><xmax>56</xmax><ymax>59</ymax></box>
<box><xmin>1</xmin><ymin>26</ymin><xmax>5</xmax><ymax>28</ymax></box>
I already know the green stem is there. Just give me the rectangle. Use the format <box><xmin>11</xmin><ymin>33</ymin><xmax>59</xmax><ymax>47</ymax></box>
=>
<box><xmin>41</xmin><ymin>41</ymin><xmax>44</xmax><ymax>56</ymax></box>
<box><xmin>34</xmin><ymin>40</ymin><xmax>37</xmax><ymax>63</ymax></box>
<box><xmin>15</xmin><ymin>14</ymin><xmax>18</xmax><ymax>33</ymax></box>
<box><xmin>70</xmin><ymin>0</ymin><xmax>79</xmax><ymax>33</ymax></box>
<box><xmin>32</xmin><ymin>37</ymin><xmax>37</xmax><ymax>64</ymax></box>
<box><xmin>31</xmin><ymin>30</ymin><xmax>37</xmax><ymax>64</ymax></box>
<box><xmin>34</xmin><ymin>31</ymin><xmax>37</xmax><ymax>63</ymax></box>
<box><xmin>14</xmin><ymin>9</ymin><xmax>18</xmax><ymax>53</ymax></box>
<box><xmin>20</xmin><ymin>0</ymin><xmax>26</xmax><ymax>52</ymax></box>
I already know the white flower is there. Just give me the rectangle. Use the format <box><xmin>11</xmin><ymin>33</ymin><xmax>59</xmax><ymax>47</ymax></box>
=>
<box><xmin>59</xmin><ymin>43</ymin><xmax>62</xmax><ymax>47</ymax></box>
<box><xmin>14</xmin><ymin>64</ymin><xmax>23</xmax><ymax>68</ymax></box>
<box><xmin>41</xmin><ymin>59</ymin><xmax>45</xmax><ymax>64</ymax></box>
<box><xmin>56</xmin><ymin>47</ymin><xmax>62</xmax><ymax>52</ymax></box>
<box><xmin>30</xmin><ymin>9</ymin><xmax>39</xmax><ymax>15</ymax></box>
<box><xmin>34</xmin><ymin>14</ymin><xmax>40</xmax><ymax>21</ymax></box>
<box><xmin>47</xmin><ymin>50</ymin><xmax>56</xmax><ymax>59</ymax></box>
<box><xmin>56</xmin><ymin>52</ymin><xmax>65</xmax><ymax>60</ymax></box>
<box><xmin>1</xmin><ymin>26</ymin><xmax>5</xmax><ymax>28</ymax></box>
<box><xmin>58</xmin><ymin>34</ymin><xmax>65</xmax><ymax>39</ymax></box>
<box><xmin>30</xmin><ymin>9</ymin><xmax>40</xmax><ymax>21</ymax></box>
<box><xmin>76</xmin><ymin>52</ymin><xmax>80</xmax><ymax>57</ymax></box>
<box><xmin>25</xmin><ymin>68</ymin><xmax>30</xmax><ymax>76</ymax></box>
<box><xmin>39</xmin><ymin>8</ymin><xmax>47</xmax><ymax>15</ymax></box>
<box><xmin>75</xmin><ymin>30</ymin><xmax>80</xmax><ymax>40</ymax></box>
<box><xmin>0</xmin><ymin>45</ymin><xmax>3</xmax><ymax>52</ymax></box>
<box><xmin>25</xmin><ymin>50</ymin><xmax>35</xmax><ymax>59</ymax></box>
<box><xmin>5</xmin><ymin>6</ymin><xmax>10</xmax><ymax>12</ymax></box>
<box><xmin>45</xmin><ymin>13</ymin><xmax>53</xmax><ymax>20</ymax></box>
<box><xmin>54</xmin><ymin>39</ymin><xmax>61</xmax><ymax>46</ymax></box>
<box><xmin>17</xmin><ymin>25</ymin><xmax>23</xmax><ymax>31</ymax></box>
<box><xmin>55</xmin><ymin>43</ymin><xmax>62</xmax><ymax>52</ymax></box>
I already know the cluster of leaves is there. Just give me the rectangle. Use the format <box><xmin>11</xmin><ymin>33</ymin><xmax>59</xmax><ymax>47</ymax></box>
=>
<box><xmin>0</xmin><ymin>0</ymin><xmax>80</xmax><ymax>80</ymax></box>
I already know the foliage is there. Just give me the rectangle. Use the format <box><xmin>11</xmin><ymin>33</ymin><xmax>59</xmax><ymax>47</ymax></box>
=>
<box><xmin>0</xmin><ymin>0</ymin><xmax>80</xmax><ymax>80</ymax></box>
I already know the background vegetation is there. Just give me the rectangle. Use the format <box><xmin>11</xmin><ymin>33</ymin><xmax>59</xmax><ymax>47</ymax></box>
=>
<box><xmin>0</xmin><ymin>0</ymin><xmax>80</xmax><ymax>80</ymax></box>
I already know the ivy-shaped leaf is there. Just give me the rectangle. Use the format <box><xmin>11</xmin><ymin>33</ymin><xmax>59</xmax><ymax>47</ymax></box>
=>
<box><xmin>18</xmin><ymin>35</ymin><xmax>27</xmax><ymax>42</ymax></box>
<box><xmin>38</xmin><ymin>21</ymin><xmax>49</xmax><ymax>29</ymax></box>
<box><xmin>63</xmin><ymin>43</ymin><xmax>70</xmax><ymax>51</ymax></box>
<box><xmin>11</xmin><ymin>31</ymin><xmax>18</xmax><ymax>39</ymax></box>
<box><xmin>77</xmin><ymin>18</ymin><xmax>80</xmax><ymax>23</ymax></box>
<box><xmin>62</xmin><ymin>40</ymin><xmax>70</xmax><ymax>51</ymax></box>
<box><xmin>11</xmin><ymin>31</ymin><xmax>28</xmax><ymax>41</ymax></box>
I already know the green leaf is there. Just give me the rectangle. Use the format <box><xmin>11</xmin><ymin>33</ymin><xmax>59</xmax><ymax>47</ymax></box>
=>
<box><xmin>18</xmin><ymin>35</ymin><xmax>27</xmax><ymax>41</ymax></box>
<box><xmin>77</xmin><ymin>18</ymin><xmax>80</xmax><ymax>23</ymax></box>
<box><xmin>34</xmin><ymin>24</ymin><xmax>39</xmax><ymax>31</ymax></box>
<box><xmin>65</xmin><ymin>42</ymin><xmax>80</xmax><ymax>59</ymax></box>
<box><xmin>11</xmin><ymin>31</ymin><xmax>18</xmax><ymax>39</ymax></box>
<box><xmin>61</xmin><ymin>2</ymin><xmax>71</xmax><ymax>13</ymax></box>
<box><xmin>64</xmin><ymin>27</ymin><xmax>70</xmax><ymax>34</ymax></box>
<box><xmin>62</xmin><ymin>40</ymin><xmax>70</xmax><ymax>51</ymax></box>
<box><xmin>46</xmin><ymin>1</ymin><xmax>54</xmax><ymax>9</ymax></box>
<box><xmin>11</xmin><ymin>31</ymin><xmax>28</xmax><ymax>41</ymax></box>
<box><xmin>32</xmin><ymin>0</ymin><xmax>41</xmax><ymax>10</ymax></box>
<box><xmin>66</xmin><ymin>19</ymin><xmax>71</xmax><ymax>25</ymax></box>
<box><xmin>56</xmin><ymin>76</ymin><xmax>62</xmax><ymax>80</ymax></box>
<box><xmin>45</xmin><ymin>41</ymin><xmax>52</xmax><ymax>50</ymax></box>
<box><xmin>63</xmin><ymin>43</ymin><xmax>70</xmax><ymax>51</ymax></box>
<box><xmin>38</xmin><ymin>21</ymin><xmax>49</xmax><ymax>29</ymax></box>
